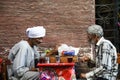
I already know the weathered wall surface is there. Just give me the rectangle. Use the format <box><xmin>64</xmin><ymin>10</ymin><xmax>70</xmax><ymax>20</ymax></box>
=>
<box><xmin>0</xmin><ymin>0</ymin><xmax>95</xmax><ymax>48</ymax></box>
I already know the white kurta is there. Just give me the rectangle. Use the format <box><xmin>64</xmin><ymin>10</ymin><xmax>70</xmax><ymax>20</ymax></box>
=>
<box><xmin>8</xmin><ymin>40</ymin><xmax>40</xmax><ymax>79</ymax></box>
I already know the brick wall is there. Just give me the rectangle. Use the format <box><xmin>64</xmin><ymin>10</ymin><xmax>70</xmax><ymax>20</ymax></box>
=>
<box><xmin>0</xmin><ymin>0</ymin><xmax>95</xmax><ymax>48</ymax></box>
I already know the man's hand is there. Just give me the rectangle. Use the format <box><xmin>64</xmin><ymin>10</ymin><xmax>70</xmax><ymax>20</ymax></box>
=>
<box><xmin>80</xmin><ymin>73</ymin><xmax>86</xmax><ymax>78</ymax></box>
<box><xmin>80</xmin><ymin>56</ymin><xmax>90</xmax><ymax>62</ymax></box>
<box><xmin>46</xmin><ymin>44</ymin><xmax>60</xmax><ymax>56</ymax></box>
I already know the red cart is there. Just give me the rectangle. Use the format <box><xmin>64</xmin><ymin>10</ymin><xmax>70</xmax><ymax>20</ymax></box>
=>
<box><xmin>37</xmin><ymin>63</ymin><xmax>76</xmax><ymax>80</ymax></box>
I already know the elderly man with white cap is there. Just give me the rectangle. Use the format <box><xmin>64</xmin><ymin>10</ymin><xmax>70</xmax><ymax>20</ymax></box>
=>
<box><xmin>80</xmin><ymin>24</ymin><xmax>118</xmax><ymax>80</ymax></box>
<box><xmin>8</xmin><ymin>26</ymin><xmax>46</xmax><ymax>80</ymax></box>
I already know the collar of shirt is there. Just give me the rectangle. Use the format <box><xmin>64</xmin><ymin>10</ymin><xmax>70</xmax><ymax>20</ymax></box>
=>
<box><xmin>96</xmin><ymin>37</ymin><xmax>104</xmax><ymax>46</ymax></box>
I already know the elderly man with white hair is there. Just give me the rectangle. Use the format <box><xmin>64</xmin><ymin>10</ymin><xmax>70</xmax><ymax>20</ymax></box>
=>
<box><xmin>8</xmin><ymin>26</ymin><xmax>46</xmax><ymax>80</ymax></box>
<box><xmin>80</xmin><ymin>24</ymin><xmax>118</xmax><ymax>80</ymax></box>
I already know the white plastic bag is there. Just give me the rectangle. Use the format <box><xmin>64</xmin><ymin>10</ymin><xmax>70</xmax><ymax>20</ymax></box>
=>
<box><xmin>58</xmin><ymin>44</ymin><xmax>80</xmax><ymax>56</ymax></box>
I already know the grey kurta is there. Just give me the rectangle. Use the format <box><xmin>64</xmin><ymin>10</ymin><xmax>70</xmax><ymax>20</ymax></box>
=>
<box><xmin>8</xmin><ymin>40</ymin><xmax>40</xmax><ymax>80</ymax></box>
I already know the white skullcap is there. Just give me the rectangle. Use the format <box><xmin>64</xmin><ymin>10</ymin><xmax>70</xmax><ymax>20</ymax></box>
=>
<box><xmin>26</xmin><ymin>26</ymin><xmax>46</xmax><ymax>38</ymax></box>
<box><xmin>87</xmin><ymin>24</ymin><xmax>103</xmax><ymax>37</ymax></box>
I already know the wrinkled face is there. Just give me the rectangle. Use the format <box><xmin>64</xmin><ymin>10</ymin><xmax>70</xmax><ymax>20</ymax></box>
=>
<box><xmin>31</xmin><ymin>37</ymin><xmax>43</xmax><ymax>45</ymax></box>
<box><xmin>87</xmin><ymin>33</ymin><xmax>97</xmax><ymax>44</ymax></box>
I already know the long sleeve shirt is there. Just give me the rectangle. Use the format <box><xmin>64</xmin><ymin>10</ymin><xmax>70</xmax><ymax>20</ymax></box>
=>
<box><xmin>86</xmin><ymin>37</ymin><xmax>118</xmax><ymax>80</ymax></box>
<box><xmin>8</xmin><ymin>40</ymin><xmax>40</xmax><ymax>77</ymax></box>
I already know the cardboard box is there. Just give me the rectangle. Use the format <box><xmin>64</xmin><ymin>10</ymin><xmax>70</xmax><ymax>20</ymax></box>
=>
<box><xmin>49</xmin><ymin>56</ymin><xmax>56</xmax><ymax>63</ymax></box>
<box><xmin>60</xmin><ymin>56</ymin><xmax>78</xmax><ymax>63</ymax></box>
<box><xmin>49</xmin><ymin>56</ymin><xmax>78</xmax><ymax>63</ymax></box>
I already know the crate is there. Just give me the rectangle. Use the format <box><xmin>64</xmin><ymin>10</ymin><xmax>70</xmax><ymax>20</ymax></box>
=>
<box><xmin>49</xmin><ymin>56</ymin><xmax>56</xmax><ymax>63</ymax></box>
<box><xmin>49</xmin><ymin>56</ymin><xmax>78</xmax><ymax>63</ymax></box>
<box><xmin>60</xmin><ymin>56</ymin><xmax>78</xmax><ymax>63</ymax></box>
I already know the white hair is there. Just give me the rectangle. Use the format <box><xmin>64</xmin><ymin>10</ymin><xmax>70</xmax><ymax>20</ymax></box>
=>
<box><xmin>87</xmin><ymin>24</ymin><xmax>103</xmax><ymax>37</ymax></box>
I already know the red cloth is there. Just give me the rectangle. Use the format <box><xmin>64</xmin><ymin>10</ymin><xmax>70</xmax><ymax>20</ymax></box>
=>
<box><xmin>0</xmin><ymin>58</ymin><xmax>3</xmax><ymax>73</ymax></box>
<box><xmin>0</xmin><ymin>58</ymin><xmax>2</xmax><ymax>64</ymax></box>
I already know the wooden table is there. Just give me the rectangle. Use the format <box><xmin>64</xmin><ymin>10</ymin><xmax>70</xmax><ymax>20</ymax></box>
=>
<box><xmin>37</xmin><ymin>63</ymin><xmax>76</xmax><ymax>80</ymax></box>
